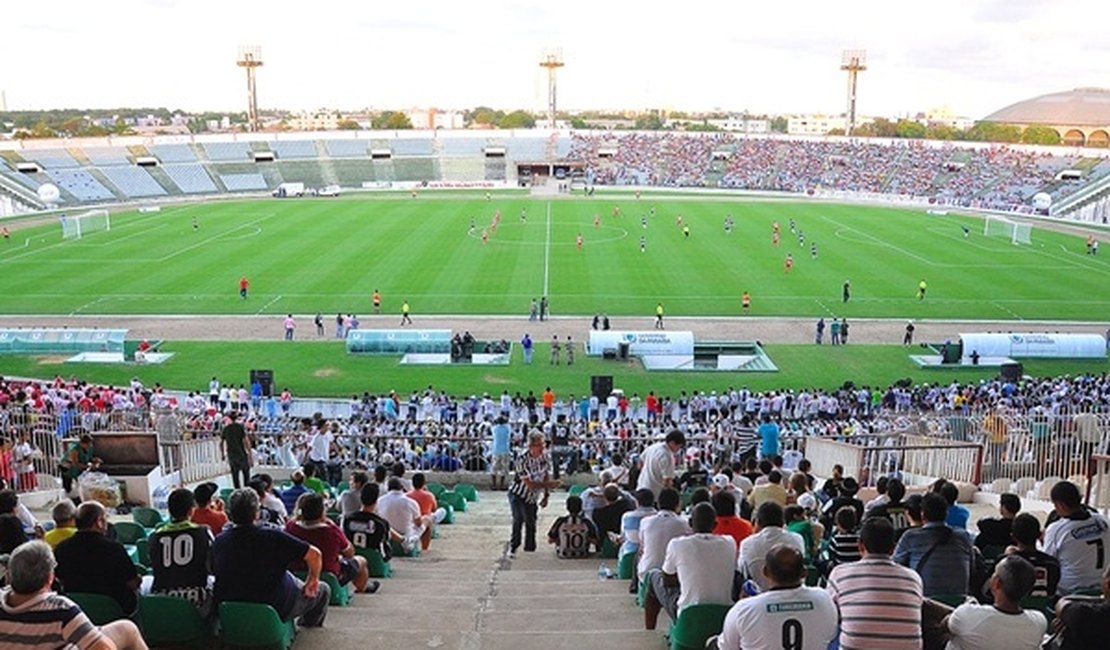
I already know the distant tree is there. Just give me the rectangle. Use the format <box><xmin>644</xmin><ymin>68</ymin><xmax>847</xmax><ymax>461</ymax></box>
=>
<box><xmin>771</xmin><ymin>116</ymin><xmax>788</xmax><ymax>133</ymax></box>
<box><xmin>634</xmin><ymin>113</ymin><xmax>665</xmax><ymax>130</ymax></box>
<box><xmin>827</xmin><ymin>128</ymin><xmax>846</xmax><ymax>136</ymax></box>
<box><xmin>467</xmin><ymin>106</ymin><xmax>503</xmax><ymax>127</ymax></box>
<box><xmin>1021</xmin><ymin>125</ymin><xmax>1062</xmax><ymax>145</ymax></box>
<box><xmin>894</xmin><ymin>119</ymin><xmax>926</xmax><ymax>139</ymax></box>
<box><xmin>336</xmin><ymin>119</ymin><xmax>360</xmax><ymax>130</ymax></box>
<box><xmin>569</xmin><ymin>117</ymin><xmax>587</xmax><ymax>129</ymax></box>
<box><xmin>965</xmin><ymin>121</ymin><xmax>1022</xmax><ymax>143</ymax></box>
<box><xmin>684</xmin><ymin>122</ymin><xmax>721</xmax><ymax>132</ymax></box>
<box><xmin>926</xmin><ymin>124</ymin><xmax>961</xmax><ymax>140</ymax></box>
<box><xmin>371</xmin><ymin>111</ymin><xmax>412</xmax><ymax>130</ymax></box>
<box><xmin>499</xmin><ymin>110</ymin><xmax>536</xmax><ymax>129</ymax></box>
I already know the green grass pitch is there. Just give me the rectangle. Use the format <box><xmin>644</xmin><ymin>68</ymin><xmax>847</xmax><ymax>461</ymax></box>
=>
<box><xmin>2</xmin><ymin>192</ymin><xmax>1108</xmax><ymax>320</ymax></box>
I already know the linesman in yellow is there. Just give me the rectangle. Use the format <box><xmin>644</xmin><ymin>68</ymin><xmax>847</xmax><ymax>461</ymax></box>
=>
<box><xmin>654</xmin><ymin>302</ymin><xmax>664</xmax><ymax>330</ymax></box>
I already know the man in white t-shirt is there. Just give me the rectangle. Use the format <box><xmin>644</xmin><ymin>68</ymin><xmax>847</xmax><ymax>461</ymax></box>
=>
<box><xmin>716</xmin><ymin>544</ymin><xmax>837</xmax><ymax>650</ymax></box>
<box><xmin>942</xmin><ymin>555</ymin><xmax>1046</xmax><ymax>650</ymax></box>
<box><xmin>636</xmin><ymin>430</ymin><xmax>686</xmax><ymax>498</ymax></box>
<box><xmin>637</xmin><ymin>488</ymin><xmax>690</xmax><ymax>581</ymax></box>
<box><xmin>644</xmin><ymin>502</ymin><xmax>735</xmax><ymax>630</ymax></box>
<box><xmin>1043</xmin><ymin>480</ymin><xmax>1110</xmax><ymax>595</ymax></box>
<box><xmin>376</xmin><ymin>478</ymin><xmax>430</xmax><ymax>553</ymax></box>
<box><xmin>738</xmin><ymin>502</ymin><xmax>806</xmax><ymax>591</ymax></box>
<box><xmin>307</xmin><ymin>426</ymin><xmax>334</xmax><ymax>480</ymax></box>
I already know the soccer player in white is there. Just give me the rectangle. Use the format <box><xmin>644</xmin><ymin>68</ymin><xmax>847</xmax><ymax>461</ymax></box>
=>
<box><xmin>717</xmin><ymin>544</ymin><xmax>837</xmax><ymax>650</ymax></box>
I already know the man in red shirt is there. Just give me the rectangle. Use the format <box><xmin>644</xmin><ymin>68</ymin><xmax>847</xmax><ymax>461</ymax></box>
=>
<box><xmin>239</xmin><ymin>277</ymin><xmax>249</xmax><ymax>299</ymax></box>
<box><xmin>406</xmin><ymin>473</ymin><xmax>447</xmax><ymax>551</ymax></box>
<box><xmin>190</xmin><ymin>482</ymin><xmax>229</xmax><ymax>533</ymax></box>
<box><xmin>712</xmin><ymin>488</ymin><xmax>752</xmax><ymax>550</ymax></box>
<box><xmin>285</xmin><ymin>492</ymin><xmax>378</xmax><ymax>594</ymax></box>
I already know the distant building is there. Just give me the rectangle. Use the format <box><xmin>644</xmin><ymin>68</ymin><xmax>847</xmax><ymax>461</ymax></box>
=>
<box><xmin>787</xmin><ymin>114</ymin><xmax>848</xmax><ymax>136</ymax></box>
<box><xmin>406</xmin><ymin>108</ymin><xmax>465</xmax><ymax>130</ymax></box>
<box><xmin>983</xmin><ymin>87</ymin><xmax>1110</xmax><ymax>147</ymax></box>
<box><xmin>706</xmin><ymin>116</ymin><xmax>771</xmax><ymax>134</ymax></box>
<box><xmin>921</xmin><ymin>107</ymin><xmax>976</xmax><ymax>131</ymax></box>
<box><xmin>287</xmin><ymin>110</ymin><xmax>342</xmax><ymax>131</ymax></box>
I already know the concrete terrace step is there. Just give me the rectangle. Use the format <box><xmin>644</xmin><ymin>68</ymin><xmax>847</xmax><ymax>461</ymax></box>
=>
<box><xmin>291</xmin><ymin>489</ymin><xmax>665</xmax><ymax>650</ymax></box>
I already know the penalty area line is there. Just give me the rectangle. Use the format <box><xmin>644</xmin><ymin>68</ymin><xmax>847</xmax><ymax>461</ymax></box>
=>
<box><xmin>255</xmin><ymin>294</ymin><xmax>283</xmax><ymax>315</ymax></box>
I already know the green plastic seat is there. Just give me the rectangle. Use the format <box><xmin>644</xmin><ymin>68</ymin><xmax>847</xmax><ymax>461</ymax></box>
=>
<box><xmin>219</xmin><ymin>488</ymin><xmax>234</xmax><ymax>501</ymax></box>
<box><xmin>637</xmin><ymin>577</ymin><xmax>650</xmax><ymax>608</ymax></box>
<box><xmin>113</xmin><ymin>521</ymin><xmax>148</xmax><ymax>545</ymax></box>
<box><xmin>292</xmin><ymin>570</ymin><xmax>349</xmax><ymax>607</ymax></box>
<box><xmin>68</xmin><ymin>592</ymin><xmax>126</xmax><ymax>626</ymax></box>
<box><xmin>138</xmin><ymin>594</ymin><xmax>208</xmax><ymax>648</ymax></box>
<box><xmin>1020</xmin><ymin>595</ymin><xmax>1054</xmax><ymax>622</ymax></box>
<box><xmin>132</xmin><ymin>506</ymin><xmax>166</xmax><ymax>530</ymax></box>
<box><xmin>336</xmin><ymin>481</ymin><xmax>350</xmax><ymax>493</ymax></box>
<box><xmin>218</xmin><ymin>601</ymin><xmax>295</xmax><ymax>649</ymax></box>
<box><xmin>617</xmin><ymin>552</ymin><xmax>636</xmax><ymax>580</ymax></box>
<box><xmin>355</xmin><ymin>547</ymin><xmax>393</xmax><ymax>578</ymax></box>
<box><xmin>600</xmin><ymin>535</ymin><xmax>618</xmax><ymax>559</ymax></box>
<box><xmin>668</xmin><ymin>603</ymin><xmax>731</xmax><ymax>650</ymax></box>
<box><xmin>454</xmin><ymin>483</ymin><xmax>479</xmax><ymax>502</ymax></box>
<box><xmin>135</xmin><ymin>538</ymin><xmax>152</xmax><ymax>567</ymax></box>
<box><xmin>439</xmin><ymin>490</ymin><xmax>467</xmax><ymax>512</ymax></box>
<box><xmin>390</xmin><ymin>539</ymin><xmax>421</xmax><ymax>557</ymax></box>
<box><xmin>441</xmin><ymin>503</ymin><xmax>455</xmax><ymax>525</ymax></box>
<box><xmin>426</xmin><ymin>482</ymin><xmax>447</xmax><ymax>498</ymax></box>
<box><xmin>568</xmin><ymin>484</ymin><xmax>587</xmax><ymax>497</ymax></box>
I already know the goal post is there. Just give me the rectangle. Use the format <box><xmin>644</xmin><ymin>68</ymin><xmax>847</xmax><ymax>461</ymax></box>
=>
<box><xmin>60</xmin><ymin>209</ymin><xmax>111</xmax><ymax>240</ymax></box>
<box><xmin>983</xmin><ymin>214</ymin><xmax>1032</xmax><ymax>245</ymax></box>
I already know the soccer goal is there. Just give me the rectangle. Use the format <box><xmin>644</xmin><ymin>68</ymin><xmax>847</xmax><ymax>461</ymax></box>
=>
<box><xmin>983</xmin><ymin>214</ymin><xmax>1032</xmax><ymax>245</ymax></box>
<box><xmin>60</xmin><ymin>209</ymin><xmax>111</xmax><ymax>240</ymax></box>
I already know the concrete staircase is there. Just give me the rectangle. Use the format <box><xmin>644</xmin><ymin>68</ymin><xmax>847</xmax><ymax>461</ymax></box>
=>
<box><xmin>294</xmin><ymin>490</ymin><xmax>665</xmax><ymax>650</ymax></box>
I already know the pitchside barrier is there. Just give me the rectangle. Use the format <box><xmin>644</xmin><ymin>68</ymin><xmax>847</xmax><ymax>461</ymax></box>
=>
<box><xmin>0</xmin><ymin>328</ymin><xmax>126</xmax><ymax>354</ymax></box>
<box><xmin>805</xmin><ymin>434</ymin><xmax>984</xmax><ymax>488</ymax></box>
<box><xmin>346</xmin><ymin>329</ymin><xmax>451</xmax><ymax>354</ymax></box>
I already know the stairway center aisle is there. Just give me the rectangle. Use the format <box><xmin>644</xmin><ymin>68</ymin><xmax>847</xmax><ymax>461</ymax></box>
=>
<box><xmin>294</xmin><ymin>489</ymin><xmax>663</xmax><ymax>650</ymax></box>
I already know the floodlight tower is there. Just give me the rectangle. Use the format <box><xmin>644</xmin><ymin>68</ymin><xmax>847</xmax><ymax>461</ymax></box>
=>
<box><xmin>236</xmin><ymin>45</ymin><xmax>264</xmax><ymax>132</ymax></box>
<box><xmin>840</xmin><ymin>49</ymin><xmax>867</xmax><ymax>137</ymax></box>
<box><xmin>539</xmin><ymin>47</ymin><xmax>564</xmax><ymax>129</ymax></box>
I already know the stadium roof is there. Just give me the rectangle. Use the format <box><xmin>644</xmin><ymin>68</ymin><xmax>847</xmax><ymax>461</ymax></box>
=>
<box><xmin>983</xmin><ymin>87</ymin><xmax>1110</xmax><ymax>128</ymax></box>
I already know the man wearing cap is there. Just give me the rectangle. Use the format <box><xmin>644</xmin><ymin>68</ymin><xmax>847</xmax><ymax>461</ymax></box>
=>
<box><xmin>191</xmin><ymin>482</ymin><xmax>229</xmax><ymax>533</ymax></box>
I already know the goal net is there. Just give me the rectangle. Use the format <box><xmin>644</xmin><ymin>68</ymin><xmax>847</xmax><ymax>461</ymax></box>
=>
<box><xmin>60</xmin><ymin>209</ymin><xmax>111</xmax><ymax>240</ymax></box>
<box><xmin>983</xmin><ymin>215</ymin><xmax>1032</xmax><ymax>245</ymax></box>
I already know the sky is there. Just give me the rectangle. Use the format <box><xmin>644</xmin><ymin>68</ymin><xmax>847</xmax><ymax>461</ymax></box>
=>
<box><xmin>2</xmin><ymin>0</ymin><xmax>1108</xmax><ymax>119</ymax></box>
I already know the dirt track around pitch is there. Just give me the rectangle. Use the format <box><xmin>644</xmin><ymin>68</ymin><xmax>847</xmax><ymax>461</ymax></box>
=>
<box><xmin>0</xmin><ymin>314</ymin><xmax>1104</xmax><ymax>346</ymax></box>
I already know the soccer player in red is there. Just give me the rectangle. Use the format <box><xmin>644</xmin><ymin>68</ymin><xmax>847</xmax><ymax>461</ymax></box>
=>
<box><xmin>784</xmin><ymin>254</ymin><xmax>794</xmax><ymax>273</ymax></box>
<box><xmin>576</xmin><ymin>233</ymin><xmax>584</xmax><ymax>250</ymax></box>
<box><xmin>238</xmin><ymin>277</ymin><xmax>249</xmax><ymax>299</ymax></box>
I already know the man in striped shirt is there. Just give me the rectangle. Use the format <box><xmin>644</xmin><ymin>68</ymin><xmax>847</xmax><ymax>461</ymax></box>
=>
<box><xmin>0</xmin><ymin>540</ymin><xmax>148</xmax><ymax>650</ymax></box>
<box><xmin>827</xmin><ymin>517</ymin><xmax>924</xmax><ymax>649</ymax></box>
<box><xmin>508</xmin><ymin>430</ymin><xmax>562</xmax><ymax>557</ymax></box>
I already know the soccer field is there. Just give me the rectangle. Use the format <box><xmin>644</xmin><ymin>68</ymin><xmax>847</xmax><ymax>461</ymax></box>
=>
<box><xmin>2</xmin><ymin>192</ymin><xmax>1107</xmax><ymax>320</ymax></box>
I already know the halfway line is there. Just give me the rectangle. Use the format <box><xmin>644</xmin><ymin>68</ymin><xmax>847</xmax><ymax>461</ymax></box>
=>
<box><xmin>543</xmin><ymin>202</ymin><xmax>552</xmax><ymax>297</ymax></box>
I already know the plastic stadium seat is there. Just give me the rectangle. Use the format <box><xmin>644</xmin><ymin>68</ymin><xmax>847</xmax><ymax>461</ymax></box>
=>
<box><xmin>568</xmin><ymin>484</ymin><xmax>587</xmax><ymax>497</ymax></box>
<box><xmin>637</xmin><ymin>577</ymin><xmax>650</xmax><ymax>608</ymax></box>
<box><xmin>804</xmin><ymin>565</ymin><xmax>821</xmax><ymax>587</ymax></box>
<box><xmin>668</xmin><ymin>603</ymin><xmax>731</xmax><ymax>650</ymax></box>
<box><xmin>390</xmin><ymin>539</ymin><xmax>421</xmax><ymax>558</ymax></box>
<box><xmin>355</xmin><ymin>547</ymin><xmax>393</xmax><ymax>578</ymax></box>
<box><xmin>426</xmin><ymin>482</ymin><xmax>447</xmax><ymax>499</ymax></box>
<box><xmin>617</xmin><ymin>552</ymin><xmax>636</xmax><ymax>580</ymax></box>
<box><xmin>441</xmin><ymin>503</ymin><xmax>455</xmax><ymax>525</ymax></box>
<box><xmin>113</xmin><ymin>521</ymin><xmax>148</xmax><ymax>545</ymax></box>
<box><xmin>1036</xmin><ymin>477</ymin><xmax>1063</xmax><ymax>500</ymax></box>
<box><xmin>131</xmin><ymin>506</ymin><xmax>166</xmax><ymax>529</ymax></box>
<box><xmin>1011</xmin><ymin>477</ymin><xmax>1036</xmax><ymax>498</ymax></box>
<box><xmin>134</xmin><ymin>538</ymin><xmax>152</xmax><ymax>575</ymax></box>
<box><xmin>138</xmin><ymin>594</ymin><xmax>208</xmax><ymax>648</ymax></box>
<box><xmin>336</xmin><ymin>481</ymin><xmax>350</xmax><ymax>494</ymax></box>
<box><xmin>67</xmin><ymin>592</ymin><xmax>126</xmax><ymax>625</ymax></box>
<box><xmin>322</xmin><ymin>571</ymin><xmax>350</xmax><ymax>607</ymax></box>
<box><xmin>218</xmin><ymin>601</ymin><xmax>295</xmax><ymax>649</ymax></box>
<box><xmin>219</xmin><ymin>488</ymin><xmax>234</xmax><ymax>501</ymax></box>
<box><xmin>600</xmin><ymin>535</ymin><xmax>618</xmax><ymax>559</ymax></box>
<box><xmin>986</xmin><ymin>478</ymin><xmax>1011</xmax><ymax>494</ymax></box>
<box><xmin>439</xmin><ymin>490</ymin><xmax>468</xmax><ymax>513</ymax></box>
<box><xmin>454</xmin><ymin>483</ymin><xmax>479</xmax><ymax>502</ymax></box>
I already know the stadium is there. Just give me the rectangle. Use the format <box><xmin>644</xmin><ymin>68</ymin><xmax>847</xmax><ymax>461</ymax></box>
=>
<box><xmin>2</xmin><ymin>35</ymin><xmax>1110</xmax><ymax>650</ymax></box>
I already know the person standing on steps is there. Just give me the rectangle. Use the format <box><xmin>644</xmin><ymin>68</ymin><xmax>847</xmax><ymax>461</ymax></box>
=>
<box><xmin>508</xmin><ymin>430</ymin><xmax>561</xmax><ymax>557</ymax></box>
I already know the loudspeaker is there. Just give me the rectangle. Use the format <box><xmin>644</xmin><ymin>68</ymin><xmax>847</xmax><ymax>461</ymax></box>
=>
<box><xmin>250</xmin><ymin>369</ymin><xmax>274</xmax><ymax>397</ymax></box>
<box><xmin>618</xmin><ymin>341</ymin><xmax>630</xmax><ymax>360</ymax></box>
<box><xmin>1000</xmin><ymin>362</ymin><xmax>1023</xmax><ymax>382</ymax></box>
<box><xmin>590</xmin><ymin>375</ymin><xmax>613</xmax><ymax>399</ymax></box>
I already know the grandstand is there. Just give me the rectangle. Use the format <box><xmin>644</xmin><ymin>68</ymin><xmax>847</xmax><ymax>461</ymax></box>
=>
<box><xmin>162</xmin><ymin>163</ymin><xmax>217</xmax><ymax>193</ymax></box>
<box><xmin>149</xmin><ymin>143</ymin><xmax>198</xmax><ymax>163</ymax></box>
<box><xmin>270</xmin><ymin>139</ymin><xmax>318</xmax><ymax>159</ymax></box>
<box><xmin>325</xmin><ymin>139</ymin><xmax>369</xmax><ymax>158</ymax></box>
<box><xmin>98</xmin><ymin>165</ymin><xmax>167</xmax><ymax>198</ymax></box>
<box><xmin>25</xmin><ymin>148</ymin><xmax>80</xmax><ymax>169</ymax></box>
<box><xmin>219</xmin><ymin>172</ymin><xmax>267</xmax><ymax>192</ymax></box>
<box><xmin>44</xmin><ymin>168</ymin><xmax>115</xmax><ymax>202</ymax></box>
<box><xmin>83</xmin><ymin>147</ymin><xmax>131</xmax><ymax>166</ymax></box>
<box><xmin>390</xmin><ymin>137</ymin><xmax>435</xmax><ymax>156</ymax></box>
<box><xmin>202</xmin><ymin>141</ymin><xmax>252</xmax><ymax>161</ymax></box>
